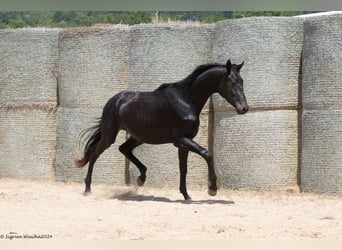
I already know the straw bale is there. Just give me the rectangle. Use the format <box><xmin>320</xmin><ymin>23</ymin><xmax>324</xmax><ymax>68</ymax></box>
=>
<box><xmin>302</xmin><ymin>13</ymin><xmax>342</xmax><ymax>110</ymax></box>
<box><xmin>58</xmin><ymin>26</ymin><xmax>130</xmax><ymax>108</ymax></box>
<box><xmin>56</xmin><ymin>107</ymin><xmax>127</xmax><ymax>184</ymax></box>
<box><xmin>129</xmin><ymin>112</ymin><xmax>210</xmax><ymax>188</ymax></box>
<box><xmin>212</xmin><ymin>17</ymin><xmax>303</xmax><ymax>111</ymax></box>
<box><xmin>213</xmin><ymin>110</ymin><xmax>298</xmax><ymax>189</ymax></box>
<box><xmin>0</xmin><ymin>108</ymin><xmax>56</xmax><ymax>179</ymax></box>
<box><xmin>301</xmin><ymin>111</ymin><xmax>342</xmax><ymax>194</ymax></box>
<box><xmin>0</xmin><ymin>28</ymin><xmax>60</xmax><ymax>104</ymax></box>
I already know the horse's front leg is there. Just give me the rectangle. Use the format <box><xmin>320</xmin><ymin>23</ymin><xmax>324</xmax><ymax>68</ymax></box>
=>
<box><xmin>178</xmin><ymin>147</ymin><xmax>191</xmax><ymax>200</ymax></box>
<box><xmin>178</xmin><ymin>137</ymin><xmax>217</xmax><ymax>196</ymax></box>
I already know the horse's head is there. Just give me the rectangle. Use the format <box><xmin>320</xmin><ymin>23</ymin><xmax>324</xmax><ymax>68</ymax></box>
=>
<box><xmin>218</xmin><ymin>59</ymin><xmax>248</xmax><ymax>115</ymax></box>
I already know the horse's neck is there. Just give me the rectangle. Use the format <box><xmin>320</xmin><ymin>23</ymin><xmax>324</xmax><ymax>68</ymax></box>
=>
<box><xmin>189</xmin><ymin>68</ymin><xmax>224</xmax><ymax>114</ymax></box>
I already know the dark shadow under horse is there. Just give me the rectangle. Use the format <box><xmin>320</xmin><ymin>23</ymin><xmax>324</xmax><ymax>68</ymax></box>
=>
<box><xmin>76</xmin><ymin>59</ymin><xmax>248</xmax><ymax>200</ymax></box>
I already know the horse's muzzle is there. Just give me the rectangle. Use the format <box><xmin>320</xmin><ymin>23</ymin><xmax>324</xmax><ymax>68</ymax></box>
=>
<box><xmin>236</xmin><ymin>103</ymin><xmax>249</xmax><ymax>115</ymax></box>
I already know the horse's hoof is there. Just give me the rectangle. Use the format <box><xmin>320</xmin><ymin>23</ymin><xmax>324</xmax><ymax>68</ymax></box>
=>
<box><xmin>83</xmin><ymin>191</ymin><xmax>91</xmax><ymax>196</ymax></box>
<box><xmin>208</xmin><ymin>188</ymin><xmax>217</xmax><ymax>196</ymax></box>
<box><xmin>137</xmin><ymin>177</ymin><xmax>145</xmax><ymax>186</ymax></box>
<box><xmin>184</xmin><ymin>195</ymin><xmax>192</xmax><ymax>201</ymax></box>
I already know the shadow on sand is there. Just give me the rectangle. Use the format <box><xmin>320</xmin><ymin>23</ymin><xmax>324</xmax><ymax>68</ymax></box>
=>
<box><xmin>109</xmin><ymin>190</ymin><xmax>234</xmax><ymax>205</ymax></box>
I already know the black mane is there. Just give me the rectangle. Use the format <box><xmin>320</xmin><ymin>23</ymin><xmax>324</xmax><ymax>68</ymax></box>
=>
<box><xmin>156</xmin><ymin>63</ymin><xmax>225</xmax><ymax>91</ymax></box>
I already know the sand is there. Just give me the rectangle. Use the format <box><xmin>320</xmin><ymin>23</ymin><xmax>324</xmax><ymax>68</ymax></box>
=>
<box><xmin>0</xmin><ymin>178</ymin><xmax>341</xmax><ymax>240</ymax></box>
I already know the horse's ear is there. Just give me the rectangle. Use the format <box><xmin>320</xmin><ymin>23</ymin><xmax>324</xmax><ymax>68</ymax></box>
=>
<box><xmin>226</xmin><ymin>59</ymin><xmax>232</xmax><ymax>75</ymax></box>
<box><xmin>237</xmin><ymin>61</ymin><xmax>244</xmax><ymax>72</ymax></box>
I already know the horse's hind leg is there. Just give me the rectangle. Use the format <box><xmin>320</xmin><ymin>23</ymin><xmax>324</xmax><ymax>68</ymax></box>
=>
<box><xmin>84</xmin><ymin>126</ymin><xmax>118</xmax><ymax>193</ymax></box>
<box><xmin>84</xmin><ymin>137</ymin><xmax>115</xmax><ymax>193</ymax></box>
<box><xmin>119</xmin><ymin>137</ymin><xmax>146</xmax><ymax>186</ymax></box>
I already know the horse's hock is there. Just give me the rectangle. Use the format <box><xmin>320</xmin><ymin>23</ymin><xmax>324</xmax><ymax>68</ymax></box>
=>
<box><xmin>0</xmin><ymin>12</ymin><xmax>341</xmax><ymax>194</ymax></box>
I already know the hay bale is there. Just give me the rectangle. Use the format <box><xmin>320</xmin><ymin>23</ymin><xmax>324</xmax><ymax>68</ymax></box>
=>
<box><xmin>301</xmin><ymin>110</ymin><xmax>342</xmax><ymax>193</ymax></box>
<box><xmin>128</xmin><ymin>24</ymin><xmax>214</xmax><ymax>94</ymax></box>
<box><xmin>213</xmin><ymin>110</ymin><xmax>298</xmax><ymax>189</ymax></box>
<box><xmin>212</xmin><ymin>17</ymin><xmax>303</xmax><ymax>111</ymax></box>
<box><xmin>56</xmin><ymin>107</ymin><xmax>127</xmax><ymax>184</ymax></box>
<box><xmin>301</xmin><ymin>12</ymin><xmax>342</xmax><ymax>194</ymax></box>
<box><xmin>0</xmin><ymin>28</ymin><xmax>60</xmax><ymax>104</ymax></box>
<box><xmin>129</xmin><ymin>112</ymin><xmax>210</xmax><ymax>188</ymax></box>
<box><xmin>0</xmin><ymin>107</ymin><xmax>56</xmax><ymax>179</ymax></box>
<box><xmin>302</xmin><ymin>13</ymin><xmax>342</xmax><ymax>110</ymax></box>
<box><xmin>58</xmin><ymin>25</ymin><xmax>130</xmax><ymax>108</ymax></box>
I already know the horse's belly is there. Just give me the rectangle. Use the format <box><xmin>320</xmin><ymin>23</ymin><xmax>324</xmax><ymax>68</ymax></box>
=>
<box><xmin>117</xmin><ymin>92</ymin><xmax>194</xmax><ymax>144</ymax></box>
<box><xmin>124</xmin><ymin>124</ymin><xmax>175</xmax><ymax>144</ymax></box>
<box><xmin>120</xmin><ymin>110</ymin><xmax>178</xmax><ymax>144</ymax></box>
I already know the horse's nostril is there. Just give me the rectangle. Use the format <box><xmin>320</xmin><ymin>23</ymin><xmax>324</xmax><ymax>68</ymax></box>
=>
<box><xmin>241</xmin><ymin>106</ymin><xmax>248</xmax><ymax>113</ymax></box>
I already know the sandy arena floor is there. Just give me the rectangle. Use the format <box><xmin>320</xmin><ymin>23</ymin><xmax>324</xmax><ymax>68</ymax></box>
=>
<box><xmin>0</xmin><ymin>178</ymin><xmax>341</xmax><ymax>240</ymax></box>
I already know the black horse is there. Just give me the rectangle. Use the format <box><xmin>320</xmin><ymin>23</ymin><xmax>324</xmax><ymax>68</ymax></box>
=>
<box><xmin>76</xmin><ymin>59</ymin><xmax>248</xmax><ymax>200</ymax></box>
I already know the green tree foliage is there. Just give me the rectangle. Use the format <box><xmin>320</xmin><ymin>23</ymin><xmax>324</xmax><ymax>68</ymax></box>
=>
<box><xmin>0</xmin><ymin>11</ymin><xmax>318</xmax><ymax>29</ymax></box>
<box><xmin>232</xmin><ymin>11</ymin><xmax>319</xmax><ymax>18</ymax></box>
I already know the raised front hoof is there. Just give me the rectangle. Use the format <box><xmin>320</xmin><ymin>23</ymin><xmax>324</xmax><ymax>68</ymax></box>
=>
<box><xmin>208</xmin><ymin>188</ymin><xmax>217</xmax><ymax>196</ymax></box>
<box><xmin>136</xmin><ymin>177</ymin><xmax>145</xmax><ymax>186</ymax></box>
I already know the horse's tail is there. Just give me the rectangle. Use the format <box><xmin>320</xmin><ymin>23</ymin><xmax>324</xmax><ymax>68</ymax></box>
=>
<box><xmin>75</xmin><ymin>122</ymin><xmax>102</xmax><ymax>168</ymax></box>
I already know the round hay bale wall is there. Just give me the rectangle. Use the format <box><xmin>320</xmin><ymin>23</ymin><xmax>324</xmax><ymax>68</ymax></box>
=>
<box><xmin>212</xmin><ymin>17</ymin><xmax>303</xmax><ymax>189</ymax></box>
<box><xmin>1</xmin><ymin>12</ymin><xmax>341</xmax><ymax>194</ymax></box>
<box><xmin>302</xmin><ymin>110</ymin><xmax>342</xmax><ymax>193</ymax></box>
<box><xmin>58</xmin><ymin>25</ymin><xmax>130</xmax><ymax>108</ymax></box>
<box><xmin>301</xmin><ymin>13</ymin><xmax>342</xmax><ymax>193</ymax></box>
<box><xmin>127</xmin><ymin>24</ymin><xmax>214</xmax><ymax>187</ymax></box>
<box><xmin>0</xmin><ymin>28</ymin><xmax>59</xmax><ymax>180</ymax></box>
<box><xmin>128</xmin><ymin>24</ymin><xmax>214</xmax><ymax>91</ymax></box>
<box><xmin>0</xmin><ymin>28</ymin><xmax>60</xmax><ymax>104</ymax></box>
<box><xmin>0</xmin><ymin>108</ymin><xmax>56</xmax><ymax>179</ymax></box>
<box><xmin>213</xmin><ymin>17</ymin><xmax>303</xmax><ymax>110</ymax></box>
<box><xmin>301</xmin><ymin>14</ymin><xmax>342</xmax><ymax>110</ymax></box>
<box><xmin>214</xmin><ymin>110</ymin><xmax>298</xmax><ymax>189</ymax></box>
